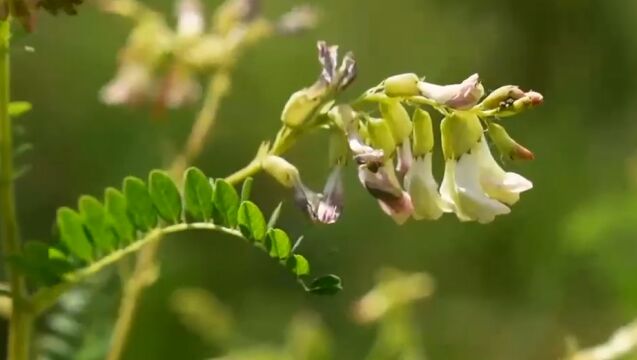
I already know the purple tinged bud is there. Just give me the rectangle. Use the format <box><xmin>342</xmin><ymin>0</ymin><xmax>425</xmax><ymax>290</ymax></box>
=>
<box><xmin>294</xmin><ymin>165</ymin><xmax>344</xmax><ymax>224</ymax></box>
<box><xmin>358</xmin><ymin>162</ymin><xmax>413</xmax><ymax>224</ymax></box>
<box><xmin>316</xmin><ymin>41</ymin><xmax>357</xmax><ymax>91</ymax></box>
<box><xmin>418</xmin><ymin>73</ymin><xmax>484</xmax><ymax>110</ymax></box>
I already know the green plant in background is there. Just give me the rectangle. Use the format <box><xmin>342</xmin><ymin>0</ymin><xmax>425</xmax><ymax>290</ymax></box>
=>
<box><xmin>0</xmin><ymin>0</ymin><xmax>546</xmax><ymax>358</ymax></box>
<box><xmin>170</xmin><ymin>268</ymin><xmax>432</xmax><ymax>360</ymax></box>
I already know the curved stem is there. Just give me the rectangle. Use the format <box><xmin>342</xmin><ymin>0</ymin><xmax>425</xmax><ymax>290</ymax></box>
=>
<box><xmin>0</xmin><ymin>18</ymin><xmax>32</xmax><ymax>360</ymax></box>
<box><xmin>32</xmin><ymin>223</ymin><xmax>241</xmax><ymax>315</ymax></box>
<box><xmin>106</xmin><ymin>69</ymin><xmax>232</xmax><ymax>360</ymax></box>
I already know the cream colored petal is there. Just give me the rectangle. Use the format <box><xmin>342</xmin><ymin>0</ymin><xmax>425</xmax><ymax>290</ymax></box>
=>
<box><xmin>439</xmin><ymin>159</ymin><xmax>459</xmax><ymax>214</ymax></box>
<box><xmin>455</xmin><ymin>150</ymin><xmax>510</xmax><ymax>223</ymax></box>
<box><xmin>404</xmin><ymin>154</ymin><xmax>445</xmax><ymax>220</ymax></box>
<box><xmin>475</xmin><ymin>137</ymin><xmax>532</xmax><ymax>205</ymax></box>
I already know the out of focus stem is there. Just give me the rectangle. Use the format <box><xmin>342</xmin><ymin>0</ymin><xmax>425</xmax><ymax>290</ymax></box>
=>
<box><xmin>0</xmin><ymin>18</ymin><xmax>32</xmax><ymax>360</ymax></box>
<box><xmin>107</xmin><ymin>69</ymin><xmax>233</xmax><ymax>360</ymax></box>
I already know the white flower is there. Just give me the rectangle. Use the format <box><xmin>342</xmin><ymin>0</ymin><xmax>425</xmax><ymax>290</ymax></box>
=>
<box><xmin>418</xmin><ymin>73</ymin><xmax>484</xmax><ymax>110</ymax></box>
<box><xmin>100</xmin><ymin>63</ymin><xmax>153</xmax><ymax>105</ymax></box>
<box><xmin>177</xmin><ymin>0</ymin><xmax>205</xmax><ymax>38</ymax></box>
<box><xmin>440</xmin><ymin>140</ymin><xmax>511</xmax><ymax>223</ymax></box>
<box><xmin>475</xmin><ymin>137</ymin><xmax>533</xmax><ymax>205</ymax></box>
<box><xmin>404</xmin><ymin>153</ymin><xmax>445</xmax><ymax>220</ymax></box>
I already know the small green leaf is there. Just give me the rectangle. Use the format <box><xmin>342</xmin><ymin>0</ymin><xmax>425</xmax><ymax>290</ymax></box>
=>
<box><xmin>48</xmin><ymin>247</ymin><xmax>68</xmax><ymax>262</ymax></box>
<box><xmin>267</xmin><ymin>202</ymin><xmax>283</xmax><ymax>229</ymax></box>
<box><xmin>213</xmin><ymin>179</ymin><xmax>240</xmax><ymax>227</ymax></box>
<box><xmin>79</xmin><ymin>195</ymin><xmax>116</xmax><ymax>254</ymax></box>
<box><xmin>241</xmin><ymin>177</ymin><xmax>253</xmax><ymax>202</ymax></box>
<box><xmin>6</xmin><ymin>255</ymin><xmax>58</xmax><ymax>285</ymax></box>
<box><xmin>308</xmin><ymin>275</ymin><xmax>343</xmax><ymax>295</ymax></box>
<box><xmin>266</xmin><ymin>228</ymin><xmax>291</xmax><ymax>260</ymax></box>
<box><xmin>237</xmin><ymin>201</ymin><xmax>267</xmax><ymax>242</ymax></box>
<box><xmin>57</xmin><ymin>207</ymin><xmax>93</xmax><ymax>262</ymax></box>
<box><xmin>21</xmin><ymin>242</ymin><xmax>73</xmax><ymax>284</ymax></box>
<box><xmin>148</xmin><ymin>170</ymin><xmax>182</xmax><ymax>224</ymax></box>
<box><xmin>288</xmin><ymin>254</ymin><xmax>310</xmax><ymax>277</ymax></box>
<box><xmin>184</xmin><ymin>167</ymin><xmax>213</xmax><ymax>222</ymax></box>
<box><xmin>123</xmin><ymin>177</ymin><xmax>157</xmax><ymax>232</ymax></box>
<box><xmin>9</xmin><ymin>101</ymin><xmax>32</xmax><ymax>118</ymax></box>
<box><xmin>105</xmin><ymin>188</ymin><xmax>134</xmax><ymax>245</ymax></box>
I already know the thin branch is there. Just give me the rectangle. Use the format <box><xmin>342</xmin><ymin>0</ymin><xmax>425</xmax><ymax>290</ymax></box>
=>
<box><xmin>106</xmin><ymin>69</ymin><xmax>233</xmax><ymax>360</ymax></box>
<box><xmin>32</xmin><ymin>223</ymin><xmax>242</xmax><ymax>315</ymax></box>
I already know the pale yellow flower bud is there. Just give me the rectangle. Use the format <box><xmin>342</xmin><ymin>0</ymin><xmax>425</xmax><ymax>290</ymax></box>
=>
<box><xmin>383</xmin><ymin>73</ymin><xmax>420</xmax><ymax>97</ymax></box>
<box><xmin>262</xmin><ymin>155</ymin><xmax>301</xmax><ymax>188</ymax></box>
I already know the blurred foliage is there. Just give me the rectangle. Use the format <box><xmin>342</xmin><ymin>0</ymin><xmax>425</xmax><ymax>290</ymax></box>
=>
<box><xmin>170</xmin><ymin>268</ymin><xmax>429</xmax><ymax>360</ymax></box>
<box><xmin>2</xmin><ymin>0</ymin><xmax>637</xmax><ymax>359</ymax></box>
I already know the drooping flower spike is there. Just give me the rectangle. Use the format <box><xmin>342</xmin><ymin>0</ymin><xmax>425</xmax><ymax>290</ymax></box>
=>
<box><xmin>269</xmin><ymin>43</ymin><xmax>542</xmax><ymax>225</ymax></box>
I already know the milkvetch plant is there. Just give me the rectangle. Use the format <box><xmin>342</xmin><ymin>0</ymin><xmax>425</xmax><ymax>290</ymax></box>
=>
<box><xmin>0</xmin><ymin>0</ymin><xmax>544</xmax><ymax>358</ymax></box>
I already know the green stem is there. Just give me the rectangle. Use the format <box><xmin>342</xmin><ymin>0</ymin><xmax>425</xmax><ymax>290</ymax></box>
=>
<box><xmin>0</xmin><ymin>19</ymin><xmax>32</xmax><ymax>360</ymax></box>
<box><xmin>106</xmin><ymin>70</ymin><xmax>233</xmax><ymax>360</ymax></box>
<box><xmin>32</xmin><ymin>223</ymin><xmax>242</xmax><ymax>315</ymax></box>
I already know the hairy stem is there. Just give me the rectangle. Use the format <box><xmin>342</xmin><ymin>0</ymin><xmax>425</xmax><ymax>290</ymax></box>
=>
<box><xmin>0</xmin><ymin>19</ymin><xmax>33</xmax><ymax>360</ymax></box>
<box><xmin>106</xmin><ymin>70</ymin><xmax>232</xmax><ymax>360</ymax></box>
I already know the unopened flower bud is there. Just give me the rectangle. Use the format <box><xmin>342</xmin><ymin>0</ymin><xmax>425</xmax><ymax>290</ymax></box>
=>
<box><xmin>478</xmin><ymin>85</ymin><xmax>525</xmax><ymax>110</ymax></box>
<box><xmin>495</xmin><ymin>90</ymin><xmax>544</xmax><ymax>117</ymax></box>
<box><xmin>280</xmin><ymin>85</ymin><xmax>325</xmax><ymax>128</ymax></box>
<box><xmin>367</xmin><ymin>117</ymin><xmax>396</xmax><ymax>157</ymax></box>
<box><xmin>379</xmin><ymin>99</ymin><xmax>412</xmax><ymax>143</ymax></box>
<box><xmin>487</xmin><ymin>123</ymin><xmax>534</xmax><ymax>161</ymax></box>
<box><xmin>440</xmin><ymin>111</ymin><xmax>483</xmax><ymax>159</ymax></box>
<box><xmin>262</xmin><ymin>155</ymin><xmax>301</xmax><ymax>188</ymax></box>
<box><xmin>411</xmin><ymin>108</ymin><xmax>434</xmax><ymax>157</ymax></box>
<box><xmin>383</xmin><ymin>73</ymin><xmax>420</xmax><ymax>97</ymax></box>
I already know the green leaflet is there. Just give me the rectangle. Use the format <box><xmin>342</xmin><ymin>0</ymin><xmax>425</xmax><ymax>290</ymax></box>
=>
<box><xmin>266</xmin><ymin>228</ymin><xmax>291</xmax><ymax>260</ymax></box>
<box><xmin>123</xmin><ymin>176</ymin><xmax>158</xmax><ymax>232</ymax></box>
<box><xmin>213</xmin><ymin>179</ymin><xmax>240</xmax><ymax>227</ymax></box>
<box><xmin>183</xmin><ymin>167</ymin><xmax>213</xmax><ymax>222</ymax></box>
<box><xmin>267</xmin><ymin>202</ymin><xmax>283</xmax><ymax>229</ymax></box>
<box><xmin>79</xmin><ymin>195</ymin><xmax>117</xmax><ymax>254</ymax></box>
<box><xmin>308</xmin><ymin>275</ymin><xmax>343</xmax><ymax>295</ymax></box>
<box><xmin>56</xmin><ymin>207</ymin><xmax>93</xmax><ymax>262</ymax></box>
<box><xmin>104</xmin><ymin>188</ymin><xmax>135</xmax><ymax>244</ymax></box>
<box><xmin>9</xmin><ymin>101</ymin><xmax>32</xmax><ymax>118</ymax></box>
<box><xmin>288</xmin><ymin>254</ymin><xmax>310</xmax><ymax>277</ymax></box>
<box><xmin>148</xmin><ymin>170</ymin><xmax>182</xmax><ymax>224</ymax></box>
<box><xmin>241</xmin><ymin>177</ymin><xmax>253</xmax><ymax>202</ymax></box>
<box><xmin>237</xmin><ymin>201</ymin><xmax>267</xmax><ymax>242</ymax></box>
<box><xmin>15</xmin><ymin>168</ymin><xmax>341</xmax><ymax>297</ymax></box>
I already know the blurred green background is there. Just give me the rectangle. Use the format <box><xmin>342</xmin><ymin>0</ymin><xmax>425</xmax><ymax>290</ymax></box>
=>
<box><xmin>4</xmin><ymin>0</ymin><xmax>637</xmax><ymax>359</ymax></box>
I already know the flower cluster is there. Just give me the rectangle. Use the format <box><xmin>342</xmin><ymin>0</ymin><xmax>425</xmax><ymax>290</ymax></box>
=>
<box><xmin>265</xmin><ymin>44</ymin><xmax>543</xmax><ymax>225</ymax></box>
<box><xmin>100</xmin><ymin>0</ymin><xmax>318</xmax><ymax>110</ymax></box>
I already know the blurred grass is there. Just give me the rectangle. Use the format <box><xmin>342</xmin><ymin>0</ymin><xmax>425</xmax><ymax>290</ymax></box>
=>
<box><xmin>2</xmin><ymin>0</ymin><xmax>637</xmax><ymax>359</ymax></box>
